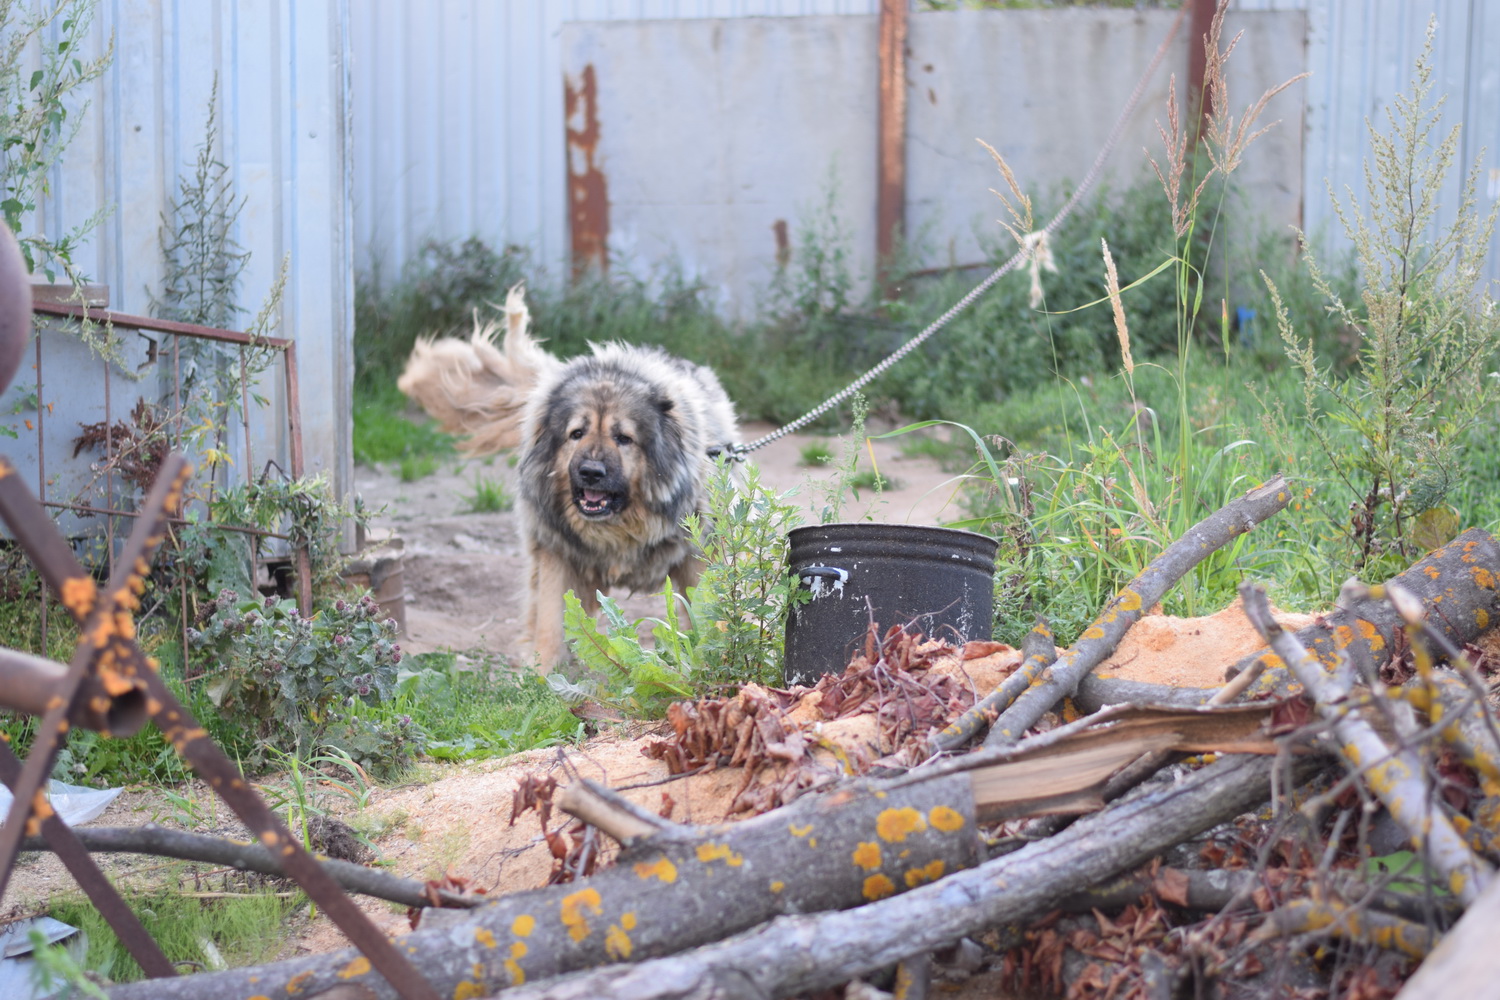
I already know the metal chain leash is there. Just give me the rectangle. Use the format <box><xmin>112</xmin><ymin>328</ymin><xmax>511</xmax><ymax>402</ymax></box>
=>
<box><xmin>729</xmin><ymin>4</ymin><xmax>1187</xmax><ymax>458</ymax></box>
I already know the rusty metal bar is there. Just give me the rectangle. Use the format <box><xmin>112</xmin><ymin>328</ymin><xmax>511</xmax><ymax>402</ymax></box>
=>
<box><xmin>104</xmin><ymin>354</ymin><xmax>115</xmax><ymax>582</ymax></box>
<box><xmin>33</xmin><ymin>334</ymin><xmax>47</xmax><ymax>655</ymax></box>
<box><xmin>0</xmin><ymin>454</ymin><xmax>439</xmax><ymax>998</ymax></box>
<box><xmin>0</xmin><ymin>742</ymin><xmax>177</xmax><ymax>979</ymax></box>
<box><xmin>1189</xmin><ymin>0</ymin><xmax>1216</xmax><ymax>146</ymax></box>
<box><xmin>0</xmin><ymin>647</ymin><xmax>147</xmax><ymax>735</ymax></box>
<box><xmin>31</xmin><ymin>301</ymin><xmax>291</xmax><ymax>350</ymax></box>
<box><xmin>283</xmin><ymin>342</ymin><xmax>313</xmax><ymax>613</ymax></box>
<box><xmin>39</xmin><ymin>498</ymin><xmax>290</xmax><ymax>542</ymax></box>
<box><xmin>0</xmin><ymin>454</ymin><xmax>189</xmax><ymax>906</ymax></box>
<box><xmin>876</xmin><ymin>0</ymin><xmax>908</xmax><ymax>296</ymax></box>
<box><xmin>564</xmin><ymin>63</ymin><xmax>610</xmax><ymax>277</ymax></box>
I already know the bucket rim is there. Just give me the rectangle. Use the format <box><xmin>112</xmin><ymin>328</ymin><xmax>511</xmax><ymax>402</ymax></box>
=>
<box><xmin>787</xmin><ymin>521</ymin><xmax>998</xmax><ymax>547</ymax></box>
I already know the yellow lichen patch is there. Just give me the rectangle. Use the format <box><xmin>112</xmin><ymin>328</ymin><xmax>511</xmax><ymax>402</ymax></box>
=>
<box><xmin>1425</xmin><ymin>565</ymin><xmax>1441</xmax><ymax>579</ymax></box>
<box><xmin>60</xmin><ymin>576</ymin><xmax>96</xmax><ymax>617</ymax></box>
<box><xmin>633</xmin><ymin>856</ymin><xmax>678</xmax><ymax>883</ymax></box>
<box><xmin>1480</xmin><ymin>609</ymin><xmax>1492</xmax><ymax>629</ymax></box>
<box><xmin>928</xmin><ymin>805</ymin><xmax>965</xmax><ymax>833</ymax></box>
<box><xmin>475</xmin><ymin>928</ymin><xmax>497</xmax><ymax>948</ymax></box>
<box><xmin>1356</xmin><ymin>619</ymin><xmax>1385</xmax><ymax>652</ymax></box>
<box><xmin>905</xmin><ymin>859</ymin><xmax>946</xmax><ymax>888</ymax></box>
<box><xmin>560</xmin><ymin>887</ymin><xmax>603</xmax><ymax>942</ymax></box>
<box><xmin>1115</xmin><ymin>589</ymin><xmax>1142</xmax><ymax>612</ymax></box>
<box><xmin>605</xmin><ymin>920</ymin><xmax>635</xmax><ymax>960</ymax></box>
<box><xmin>1332</xmin><ymin>625</ymin><xmax>1354</xmax><ymax>649</ymax></box>
<box><xmin>863</xmin><ymin>873</ymin><xmax>896</xmax><ymax>900</ymax></box>
<box><xmin>770</xmin><ymin>880</ymin><xmax>785</xmax><ymax>893</ymax></box>
<box><xmin>697</xmin><ymin>842</ymin><xmax>745</xmax><ymax>867</ymax></box>
<box><xmin>512</xmin><ymin>914</ymin><xmax>536</xmax><ymax>937</ymax></box>
<box><xmin>852</xmin><ymin>841</ymin><xmax>883</xmax><ymax>870</ymax></box>
<box><xmin>454</xmin><ymin>980</ymin><xmax>486</xmax><ymax>1000</ymax></box>
<box><xmin>505</xmin><ymin>942</ymin><xmax>528</xmax><ymax>986</ymax></box>
<box><xmin>789</xmin><ymin>823</ymin><xmax>814</xmax><ymax>838</ymax></box>
<box><xmin>1473</xmin><ymin>566</ymin><xmax>1496</xmax><ymax>590</ymax></box>
<box><xmin>286</xmin><ymin>970</ymin><xmax>314</xmax><ymax>995</ymax></box>
<box><xmin>1257</xmin><ymin>651</ymin><xmax>1285</xmax><ymax>671</ymax></box>
<box><xmin>337</xmin><ymin>956</ymin><xmax>371</xmax><ymax>979</ymax></box>
<box><xmin>1081</xmin><ymin>625</ymin><xmax>1106</xmax><ymax>641</ymax></box>
<box><xmin>876</xmin><ymin>807</ymin><xmax>927</xmax><ymax>843</ymax></box>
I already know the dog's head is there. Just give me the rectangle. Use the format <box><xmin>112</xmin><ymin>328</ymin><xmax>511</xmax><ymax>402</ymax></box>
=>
<box><xmin>532</xmin><ymin>363</ymin><xmax>689</xmax><ymax>527</ymax></box>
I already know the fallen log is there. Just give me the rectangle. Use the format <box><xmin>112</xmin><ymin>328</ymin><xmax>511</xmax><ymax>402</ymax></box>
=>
<box><xmin>1076</xmin><ymin>527</ymin><xmax>1500</xmax><ymax>713</ymax></box>
<box><xmin>103</xmin><ymin>700</ymin><xmax>1292</xmax><ymax>1000</ymax></box>
<box><xmin>985</xmin><ymin>475</ymin><xmax>1291</xmax><ymax>745</ymax></box>
<box><xmin>498</xmin><ymin>751</ymin><xmax>1329</xmax><ymax>1000</ymax></box>
<box><xmin>105</xmin><ymin>772</ymin><xmax>983</xmax><ymax>1000</ymax></box>
<box><xmin>19</xmin><ymin>824</ymin><xmax>479</xmax><ymax>910</ymax></box>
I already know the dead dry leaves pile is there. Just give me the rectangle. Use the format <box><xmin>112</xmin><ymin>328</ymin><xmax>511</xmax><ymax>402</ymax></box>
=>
<box><xmin>643</xmin><ymin>627</ymin><xmax>1024</xmax><ymax>815</ymax></box>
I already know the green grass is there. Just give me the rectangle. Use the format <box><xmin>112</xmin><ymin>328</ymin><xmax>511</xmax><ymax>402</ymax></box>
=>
<box><xmin>462</xmin><ymin>475</ymin><xmax>514</xmax><ymax>514</ymax></box>
<box><xmin>47</xmin><ymin>888</ymin><xmax>300</xmax><ymax>983</ymax></box>
<box><xmin>353</xmin><ymin>383</ymin><xmax>457</xmax><ymax>472</ymax></box>
<box><xmin>799</xmin><ymin>440</ymin><xmax>834</xmax><ymax>466</ymax></box>
<box><xmin>848</xmin><ymin>468</ymin><xmax>899</xmax><ymax>493</ymax></box>
<box><xmin>361</xmin><ymin>652</ymin><xmax>582</xmax><ymax>761</ymax></box>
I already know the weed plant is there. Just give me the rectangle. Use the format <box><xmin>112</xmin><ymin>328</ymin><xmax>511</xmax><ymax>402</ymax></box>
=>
<box><xmin>1261</xmin><ymin>21</ymin><xmax>1500</xmax><ymax>585</ymax></box>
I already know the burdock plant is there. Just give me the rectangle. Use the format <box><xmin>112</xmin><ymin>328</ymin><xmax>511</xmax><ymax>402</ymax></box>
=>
<box><xmin>1261</xmin><ymin>18</ymin><xmax>1500</xmax><ymax>576</ymax></box>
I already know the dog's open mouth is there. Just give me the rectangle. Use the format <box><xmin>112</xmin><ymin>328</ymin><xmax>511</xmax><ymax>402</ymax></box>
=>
<box><xmin>575</xmin><ymin>488</ymin><xmax>623</xmax><ymax>518</ymax></box>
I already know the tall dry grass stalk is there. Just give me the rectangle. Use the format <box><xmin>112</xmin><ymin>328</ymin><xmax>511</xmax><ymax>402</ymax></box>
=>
<box><xmin>1100</xmin><ymin>238</ymin><xmax>1133</xmax><ymax>380</ymax></box>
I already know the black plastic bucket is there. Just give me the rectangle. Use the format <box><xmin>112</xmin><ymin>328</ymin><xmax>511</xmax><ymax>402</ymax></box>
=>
<box><xmin>783</xmin><ymin>522</ymin><xmax>998</xmax><ymax>687</ymax></box>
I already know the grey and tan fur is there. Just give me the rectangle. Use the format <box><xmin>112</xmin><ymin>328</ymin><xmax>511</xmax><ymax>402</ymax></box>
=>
<box><xmin>398</xmin><ymin>287</ymin><xmax>738</xmax><ymax>668</ymax></box>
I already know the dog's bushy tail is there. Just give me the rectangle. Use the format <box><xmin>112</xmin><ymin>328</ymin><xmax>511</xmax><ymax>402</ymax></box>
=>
<box><xmin>397</xmin><ymin>285</ymin><xmax>559</xmax><ymax>453</ymax></box>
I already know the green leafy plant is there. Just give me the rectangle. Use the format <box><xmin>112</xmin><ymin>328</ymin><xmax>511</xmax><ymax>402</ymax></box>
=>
<box><xmin>0</xmin><ymin>0</ymin><xmax>112</xmax><ymax>282</ymax></box>
<box><xmin>1261</xmin><ymin>20</ymin><xmax>1500</xmax><ymax>579</ymax></box>
<box><xmin>188</xmin><ymin>591</ymin><xmax>422</xmax><ymax>772</ymax></box>
<box><xmin>558</xmin><ymin>460</ymin><xmax>807</xmax><ymax>710</ymax></box>
<box><xmin>25</xmin><ymin>928</ymin><xmax>107</xmax><ymax>999</ymax></box>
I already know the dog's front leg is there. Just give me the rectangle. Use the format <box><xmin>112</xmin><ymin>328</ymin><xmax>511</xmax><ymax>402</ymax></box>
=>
<box><xmin>528</xmin><ymin>545</ymin><xmax>575</xmax><ymax>671</ymax></box>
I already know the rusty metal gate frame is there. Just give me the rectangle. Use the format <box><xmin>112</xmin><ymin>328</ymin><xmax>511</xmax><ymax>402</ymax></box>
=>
<box><xmin>24</xmin><ymin>299</ymin><xmax>315</xmax><ymax>670</ymax></box>
<box><xmin>0</xmin><ymin>229</ymin><xmax>438</xmax><ymax>999</ymax></box>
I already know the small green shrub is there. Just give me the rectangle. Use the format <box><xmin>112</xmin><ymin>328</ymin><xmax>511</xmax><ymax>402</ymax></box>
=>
<box><xmin>1261</xmin><ymin>21</ymin><xmax>1500</xmax><ymax>580</ymax></box>
<box><xmin>188</xmin><ymin>591</ymin><xmax>422</xmax><ymax>773</ymax></box>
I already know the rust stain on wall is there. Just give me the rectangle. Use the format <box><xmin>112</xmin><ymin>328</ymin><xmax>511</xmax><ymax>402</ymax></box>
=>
<box><xmin>772</xmin><ymin>219</ymin><xmax>790</xmax><ymax>269</ymax></box>
<box><xmin>565</xmin><ymin>64</ymin><xmax>610</xmax><ymax>277</ymax></box>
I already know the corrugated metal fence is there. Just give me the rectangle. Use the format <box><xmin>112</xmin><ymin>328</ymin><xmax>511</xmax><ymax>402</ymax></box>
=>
<box><xmin>5</xmin><ymin>0</ymin><xmax>354</xmax><ymax>504</ymax></box>
<box><xmin>351</xmin><ymin>0</ymin><xmax>1500</xmax><ymax>299</ymax></box>
<box><xmin>349</xmin><ymin>0</ymin><xmax>879</xmax><ymax>286</ymax></box>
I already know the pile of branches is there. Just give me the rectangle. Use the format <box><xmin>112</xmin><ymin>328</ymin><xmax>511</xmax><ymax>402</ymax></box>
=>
<box><xmin>81</xmin><ymin>475</ymin><xmax>1500</xmax><ymax>998</ymax></box>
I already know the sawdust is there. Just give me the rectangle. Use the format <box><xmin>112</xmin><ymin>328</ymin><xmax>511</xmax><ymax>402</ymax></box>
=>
<box><xmin>1093</xmin><ymin>596</ymin><xmax>1318</xmax><ymax>689</ymax></box>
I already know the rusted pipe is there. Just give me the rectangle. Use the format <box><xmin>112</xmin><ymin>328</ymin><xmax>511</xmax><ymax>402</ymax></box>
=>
<box><xmin>31</xmin><ymin>300</ymin><xmax>291</xmax><ymax>349</ymax></box>
<box><xmin>0</xmin><ymin>647</ymin><xmax>149</xmax><ymax>737</ymax></box>
<box><xmin>877</xmin><ymin>0</ymin><xmax>908</xmax><ymax>295</ymax></box>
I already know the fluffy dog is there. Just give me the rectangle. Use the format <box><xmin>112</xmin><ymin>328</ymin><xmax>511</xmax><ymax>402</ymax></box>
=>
<box><xmin>397</xmin><ymin>287</ymin><xmax>739</xmax><ymax>667</ymax></box>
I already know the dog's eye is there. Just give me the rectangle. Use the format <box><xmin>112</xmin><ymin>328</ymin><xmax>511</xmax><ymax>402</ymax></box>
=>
<box><xmin>614</xmin><ymin>432</ymin><xmax>633</xmax><ymax>447</ymax></box>
<box><xmin>569</xmin><ymin>428</ymin><xmax>585</xmax><ymax>440</ymax></box>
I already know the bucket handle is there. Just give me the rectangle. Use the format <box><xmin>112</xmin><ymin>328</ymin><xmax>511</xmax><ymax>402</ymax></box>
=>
<box><xmin>796</xmin><ymin>565</ymin><xmax>848</xmax><ymax>599</ymax></box>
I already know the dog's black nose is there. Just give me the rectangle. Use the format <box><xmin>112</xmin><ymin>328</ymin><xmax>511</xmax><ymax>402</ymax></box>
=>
<box><xmin>577</xmin><ymin>460</ymin><xmax>607</xmax><ymax>485</ymax></box>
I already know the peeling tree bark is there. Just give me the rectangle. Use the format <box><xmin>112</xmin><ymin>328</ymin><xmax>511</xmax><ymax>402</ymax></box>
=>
<box><xmin>1076</xmin><ymin>527</ymin><xmax>1500</xmax><ymax>714</ymax></box>
<box><xmin>105</xmin><ymin>773</ymin><xmax>983</xmax><ymax>1000</ymax></box>
<box><xmin>985</xmin><ymin>476</ymin><xmax>1292</xmax><ymax>745</ymax></box>
<box><xmin>497</xmin><ymin>752</ymin><xmax>1327</xmax><ymax>1000</ymax></box>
